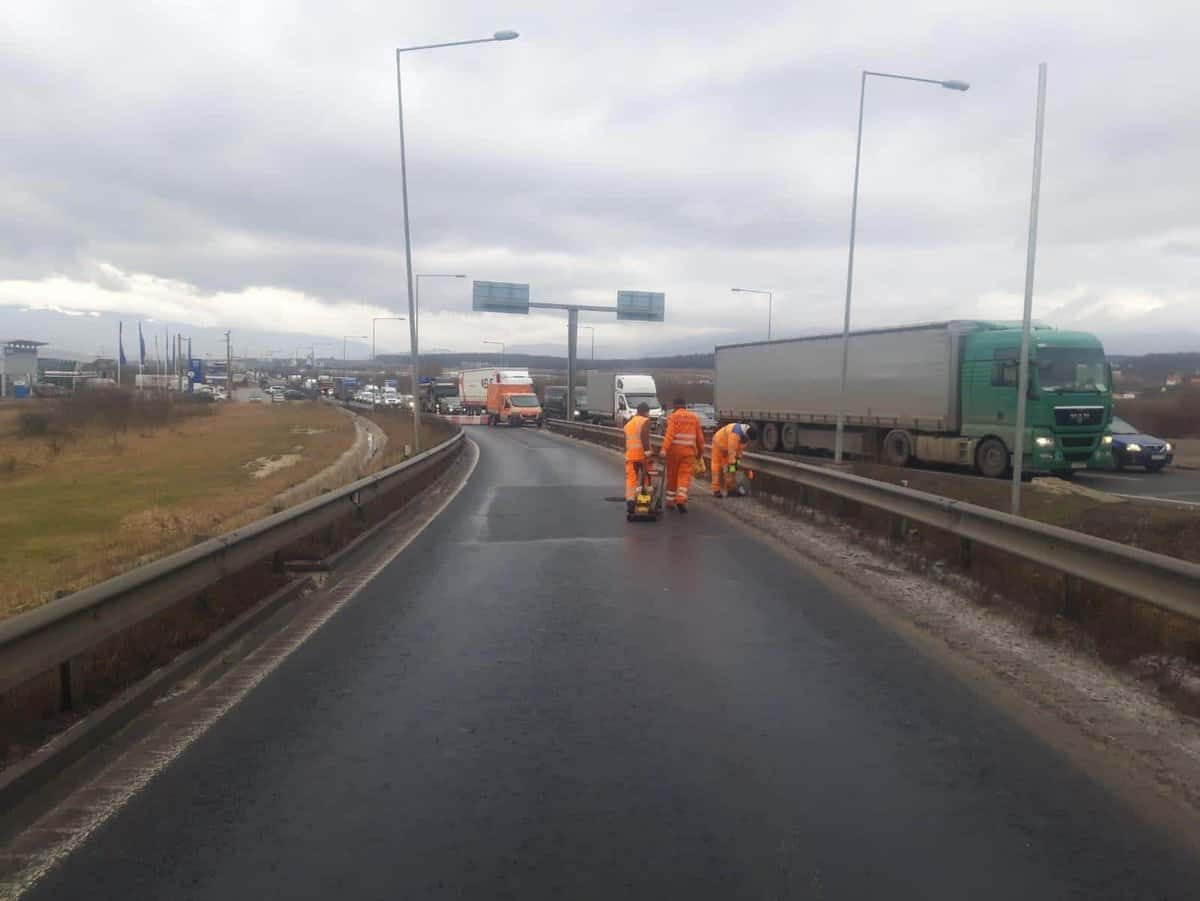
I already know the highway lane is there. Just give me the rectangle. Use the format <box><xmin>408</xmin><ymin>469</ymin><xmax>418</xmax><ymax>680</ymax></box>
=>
<box><xmin>766</xmin><ymin>447</ymin><xmax>1200</xmax><ymax>506</ymax></box>
<box><xmin>1074</xmin><ymin>466</ymin><xmax>1200</xmax><ymax>505</ymax></box>
<box><xmin>24</xmin><ymin>425</ymin><xmax>1200</xmax><ymax>899</ymax></box>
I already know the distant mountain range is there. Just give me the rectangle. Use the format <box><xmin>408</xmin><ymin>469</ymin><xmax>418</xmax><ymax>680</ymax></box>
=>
<box><xmin>374</xmin><ymin>351</ymin><xmax>716</xmax><ymax>371</ymax></box>
<box><xmin>1109</xmin><ymin>352</ymin><xmax>1200</xmax><ymax>378</ymax></box>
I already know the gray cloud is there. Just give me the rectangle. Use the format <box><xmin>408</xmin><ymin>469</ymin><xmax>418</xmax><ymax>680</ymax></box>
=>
<box><xmin>1</xmin><ymin>0</ymin><xmax>1198</xmax><ymax>357</ymax></box>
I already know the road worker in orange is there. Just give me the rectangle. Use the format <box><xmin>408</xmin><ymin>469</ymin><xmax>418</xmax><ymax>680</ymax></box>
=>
<box><xmin>711</xmin><ymin>422</ymin><xmax>758</xmax><ymax>497</ymax></box>
<box><xmin>623</xmin><ymin>402</ymin><xmax>654</xmax><ymax>516</ymax></box>
<box><xmin>660</xmin><ymin>397</ymin><xmax>705</xmax><ymax>514</ymax></box>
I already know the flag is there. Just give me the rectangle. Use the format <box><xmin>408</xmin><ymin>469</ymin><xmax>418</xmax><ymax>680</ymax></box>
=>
<box><xmin>118</xmin><ymin>322</ymin><xmax>127</xmax><ymax>366</ymax></box>
<box><xmin>138</xmin><ymin>322</ymin><xmax>146</xmax><ymax>366</ymax></box>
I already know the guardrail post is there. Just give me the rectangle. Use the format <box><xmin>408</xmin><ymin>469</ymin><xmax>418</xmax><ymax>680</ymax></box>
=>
<box><xmin>58</xmin><ymin>658</ymin><xmax>80</xmax><ymax>712</ymax></box>
<box><xmin>1063</xmin><ymin>573</ymin><xmax>1082</xmax><ymax>622</ymax></box>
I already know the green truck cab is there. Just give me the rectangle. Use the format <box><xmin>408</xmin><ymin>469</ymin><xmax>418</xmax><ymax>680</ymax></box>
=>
<box><xmin>962</xmin><ymin>327</ymin><xmax>1113</xmax><ymax>476</ymax></box>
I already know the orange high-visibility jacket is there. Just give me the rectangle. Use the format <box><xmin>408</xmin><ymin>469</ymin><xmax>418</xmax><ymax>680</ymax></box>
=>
<box><xmin>624</xmin><ymin>414</ymin><xmax>650</xmax><ymax>461</ymax></box>
<box><xmin>712</xmin><ymin>423</ymin><xmax>749</xmax><ymax>462</ymax></box>
<box><xmin>661</xmin><ymin>408</ymin><xmax>705</xmax><ymax>457</ymax></box>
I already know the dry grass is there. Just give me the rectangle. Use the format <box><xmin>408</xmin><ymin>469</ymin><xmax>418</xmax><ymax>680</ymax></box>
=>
<box><xmin>0</xmin><ymin>400</ymin><xmax>353</xmax><ymax>620</ymax></box>
<box><xmin>1172</xmin><ymin>439</ymin><xmax>1200</xmax><ymax>468</ymax></box>
<box><xmin>851</xmin><ymin>462</ymin><xmax>1200</xmax><ymax>564</ymax></box>
<box><xmin>360</xmin><ymin>408</ymin><xmax>453</xmax><ymax>468</ymax></box>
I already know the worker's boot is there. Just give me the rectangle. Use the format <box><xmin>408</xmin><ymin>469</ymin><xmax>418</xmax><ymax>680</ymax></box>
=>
<box><xmin>677</xmin><ymin>502</ymin><xmax>688</xmax><ymax>514</ymax></box>
<box><xmin>626</xmin><ymin>500</ymin><xmax>635</xmax><ymax>516</ymax></box>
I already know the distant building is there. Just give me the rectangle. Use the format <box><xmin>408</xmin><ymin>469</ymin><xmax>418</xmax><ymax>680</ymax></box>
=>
<box><xmin>1</xmin><ymin>339</ymin><xmax>46</xmax><ymax>398</ymax></box>
<box><xmin>1166</xmin><ymin>373</ymin><xmax>1182</xmax><ymax>387</ymax></box>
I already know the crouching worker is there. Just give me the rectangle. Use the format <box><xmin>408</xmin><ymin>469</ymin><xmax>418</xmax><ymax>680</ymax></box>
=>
<box><xmin>710</xmin><ymin>422</ymin><xmax>757</xmax><ymax>497</ymax></box>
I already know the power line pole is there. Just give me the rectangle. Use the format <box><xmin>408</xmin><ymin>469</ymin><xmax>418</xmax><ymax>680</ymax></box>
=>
<box><xmin>225</xmin><ymin>330</ymin><xmax>233</xmax><ymax>399</ymax></box>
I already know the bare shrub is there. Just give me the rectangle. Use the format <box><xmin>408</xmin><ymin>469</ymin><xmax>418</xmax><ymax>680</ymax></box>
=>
<box><xmin>1116</xmin><ymin>386</ymin><xmax>1200</xmax><ymax>439</ymax></box>
<box><xmin>18</xmin><ymin>412</ymin><xmax>49</xmax><ymax>437</ymax></box>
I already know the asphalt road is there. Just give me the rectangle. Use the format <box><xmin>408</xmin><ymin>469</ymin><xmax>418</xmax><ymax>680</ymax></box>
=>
<box><xmin>772</xmin><ymin>448</ymin><xmax>1200</xmax><ymax>506</ymax></box>
<box><xmin>1073</xmin><ymin>465</ymin><xmax>1200</xmax><ymax>505</ymax></box>
<box><xmin>26</xmin><ymin>427</ymin><xmax>1200</xmax><ymax>899</ymax></box>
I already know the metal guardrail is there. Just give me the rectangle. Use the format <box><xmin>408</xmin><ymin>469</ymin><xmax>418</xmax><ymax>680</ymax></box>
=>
<box><xmin>546</xmin><ymin>419</ymin><xmax>1200</xmax><ymax>620</ymax></box>
<box><xmin>0</xmin><ymin>430</ymin><xmax>464</xmax><ymax>696</ymax></box>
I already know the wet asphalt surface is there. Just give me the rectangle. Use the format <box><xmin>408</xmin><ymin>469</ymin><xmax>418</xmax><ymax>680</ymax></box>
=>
<box><xmin>27</xmin><ymin>426</ymin><xmax>1200</xmax><ymax>899</ymax></box>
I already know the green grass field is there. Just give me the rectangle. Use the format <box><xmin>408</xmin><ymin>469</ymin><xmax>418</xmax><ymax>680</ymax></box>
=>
<box><xmin>0</xmin><ymin>400</ymin><xmax>354</xmax><ymax>619</ymax></box>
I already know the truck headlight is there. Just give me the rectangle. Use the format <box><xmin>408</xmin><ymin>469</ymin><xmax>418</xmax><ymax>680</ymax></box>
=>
<box><xmin>1126</xmin><ymin>443</ymin><xmax>1141</xmax><ymax>452</ymax></box>
<box><xmin>1165</xmin><ymin>442</ymin><xmax>1173</xmax><ymax>452</ymax></box>
<box><xmin>1034</xmin><ymin>436</ymin><xmax>1054</xmax><ymax>448</ymax></box>
<box><xmin>1101</xmin><ymin>435</ymin><xmax>1113</xmax><ymax>445</ymax></box>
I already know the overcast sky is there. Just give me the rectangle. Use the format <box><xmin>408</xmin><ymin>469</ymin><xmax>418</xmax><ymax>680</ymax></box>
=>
<box><xmin>2</xmin><ymin>0</ymin><xmax>1198</xmax><ymax>359</ymax></box>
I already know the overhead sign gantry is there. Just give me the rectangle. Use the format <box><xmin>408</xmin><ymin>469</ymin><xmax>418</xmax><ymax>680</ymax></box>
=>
<box><xmin>472</xmin><ymin>282</ymin><xmax>665</xmax><ymax>420</ymax></box>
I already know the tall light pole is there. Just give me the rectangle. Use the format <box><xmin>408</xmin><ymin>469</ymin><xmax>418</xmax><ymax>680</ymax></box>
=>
<box><xmin>372</xmin><ymin>317</ymin><xmax>406</xmax><ymax>362</ymax></box>
<box><xmin>483</xmin><ymin>340</ymin><xmax>505</xmax><ymax>363</ymax></box>
<box><xmin>580</xmin><ymin>325</ymin><xmax>595</xmax><ymax>360</ymax></box>
<box><xmin>344</xmin><ymin>335</ymin><xmax>368</xmax><ymax>362</ymax></box>
<box><xmin>396</xmin><ymin>31</ymin><xmax>518</xmax><ymax>450</ymax></box>
<box><xmin>731</xmin><ymin>288</ymin><xmax>774</xmax><ymax>340</ymax></box>
<box><xmin>834</xmin><ymin>70</ymin><xmax>969</xmax><ymax>464</ymax></box>
<box><xmin>415</xmin><ymin>273</ymin><xmax>466</xmax><ymax>349</ymax></box>
<box><xmin>1011</xmin><ymin>63</ymin><xmax>1048</xmax><ymax>516</ymax></box>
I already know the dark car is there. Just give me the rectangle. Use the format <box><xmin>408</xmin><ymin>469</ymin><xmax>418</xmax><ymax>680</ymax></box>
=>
<box><xmin>542</xmin><ymin>386</ymin><xmax>587</xmax><ymax>420</ymax></box>
<box><xmin>283</xmin><ymin>388</ymin><xmax>307</xmax><ymax>401</ymax></box>
<box><xmin>1109</xmin><ymin>416</ymin><xmax>1174</xmax><ymax>472</ymax></box>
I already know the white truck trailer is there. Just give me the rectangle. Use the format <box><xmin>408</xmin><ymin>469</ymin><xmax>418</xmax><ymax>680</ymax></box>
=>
<box><xmin>584</xmin><ymin>372</ymin><xmax>663</xmax><ymax>426</ymax></box>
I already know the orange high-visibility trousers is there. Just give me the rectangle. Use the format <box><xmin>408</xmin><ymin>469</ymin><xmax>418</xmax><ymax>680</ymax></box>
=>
<box><xmin>665</xmin><ymin>450</ymin><xmax>695</xmax><ymax>506</ymax></box>
<box><xmin>625</xmin><ymin>461</ymin><xmax>649</xmax><ymax>501</ymax></box>
<box><xmin>710</xmin><ymin>448</ymin><xmax>731</xmax><ymax>495</ymax></box>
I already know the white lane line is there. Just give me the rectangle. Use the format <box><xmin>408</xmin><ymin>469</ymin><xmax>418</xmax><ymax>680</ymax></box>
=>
<box><xmin>0</xmin><ymin>440</ymin><xmax>480</xmax><ymax>901</ymax></box>
<box><xmin>1110</xmin><ymin>493</ymin><xmax>1200</xmax><ymax>509</ymax></box>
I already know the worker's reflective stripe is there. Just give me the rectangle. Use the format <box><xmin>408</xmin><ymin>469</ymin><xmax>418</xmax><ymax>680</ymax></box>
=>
<box><xmin>627</xmin><ymin>439</ymin><xmax>643</xmax><ymax>449</ymax></box>
<box><xmin>671</xmin><ymin>436</ymin><xmax>696</xmax><ymax>446</ymax></box>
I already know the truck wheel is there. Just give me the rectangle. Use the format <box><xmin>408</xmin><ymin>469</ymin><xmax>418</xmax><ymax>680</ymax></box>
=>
<box><xmin>780</xmin><ymin>422</ymin><xmax>799</xmax><ymax>453</ymax></box>
<box><xmin>760</xmin><ymin>422</ymin><xmax>780</xmax><ymax>452</ymax></box>
<box><xmin>882</xmin><ymin>429</ymin><xmax>913</xmax><ymax>467</ymax></box>
<box><xmin>976</xmin><ymin>437</ymin><xmax>1009</xmax><ymax>479</ymax></box>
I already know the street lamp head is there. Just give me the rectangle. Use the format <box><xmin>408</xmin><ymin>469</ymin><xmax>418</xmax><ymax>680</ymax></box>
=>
<box><xmin>941</xmin><ymin>80</ymin><xmax>970</xmax><ymax>91</ymax></box>
<box><xmin>493</xmin><ymin>30</ymin><xmax>519</xmax><ymax>41</ymax></box>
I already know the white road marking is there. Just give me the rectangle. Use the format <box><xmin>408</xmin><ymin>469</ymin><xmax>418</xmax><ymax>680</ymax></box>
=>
<box><xmin>1108</xmin><ymin>493</ymin><xmax>1200</xmax><ymax>508</ymax></box>
<box><xmin>0</xmin><ymin>441</ymin><xmax>480</xmax><ymax>901</ymax></box>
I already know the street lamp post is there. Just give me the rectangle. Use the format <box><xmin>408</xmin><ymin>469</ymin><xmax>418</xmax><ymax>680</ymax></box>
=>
<box><xmin>730</xmin><ymin>288</ymin><xmax>774</xmax><ymax>339</ymax></box>
<box><xmin>580</xmin><ymin>325</ymin><xmax>595</xmax><ymax>360</ymax></box>
<box><xmin>1011</xmin><ymin>63</ymin><xmax>1049</xmax><ymax>516</ymax></box>
<box><xmin>483</xmin><ymin>340</ymin><xmax>505</xmax><ymax>363</ymax></box>
<box><xmin>344</xmin><ymin>335</ymin><xmax>368</xmax><ymax>362</ymax></box>
<box><xmin>833</xmin><ymin>70</ymin><xmax>969</xmax><ymax>464</ymax></box>
<box><xmin>372</xmin><ymin>317</ymin><xmax>406</xmax><ymax>362</ymax></box>
<box><xmin>396</xmin><ymin>31</ymin><xmax>518</xmax><ymax>451</ymax></box>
